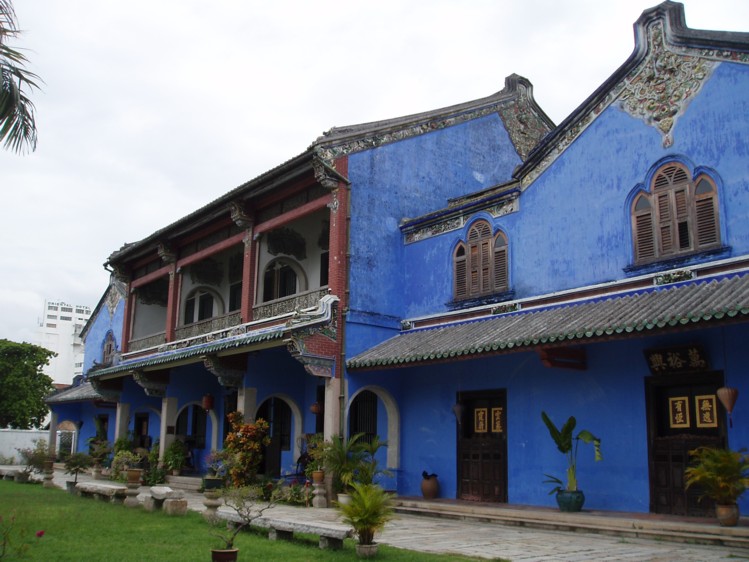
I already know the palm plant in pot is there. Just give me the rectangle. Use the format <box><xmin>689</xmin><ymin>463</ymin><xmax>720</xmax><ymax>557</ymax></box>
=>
<box><xmin>338</xmin><ymin>482</ymin><xmax>394</xmax><ymax>559</ymax></box>
<box><xmin>541</xmin><ymin>411</ymin><xmax>602</xmax><ymax>512</ymax></box>
<box><xmin>163</xmin><ymin>440</ymin><xmax>187</xmax><ymax>475</ymax></box>
<box><xmin>685</xmin><ymin>446</ymin><xmax>749</xmax><ymax>526</ymax></box>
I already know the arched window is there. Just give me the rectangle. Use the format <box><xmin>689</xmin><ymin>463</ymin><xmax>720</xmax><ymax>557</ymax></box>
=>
<box><xmin>632</xmin><ymin>163</ymin><xmax>720</xmax><ymax>264</ymax></box>
<box><xmin>453</xmin><ymin>220</ymin><xmax>509</xmax><ymax>301</ymax></box>
<box><xmin>183</xmin><ymin>288</ymin><xmax>223</xmax><ymax>325</ymax></box>
<box><xmin>262</xmin><ymin>259</ymin><xmax>305</xmax><ymax>302</ymax></box>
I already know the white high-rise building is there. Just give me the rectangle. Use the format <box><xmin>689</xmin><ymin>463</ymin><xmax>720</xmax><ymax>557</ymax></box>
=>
<box><xmin>36</xmin><ymin>300</ymin><xmax>92</xmax><ymax>385</ymax></box>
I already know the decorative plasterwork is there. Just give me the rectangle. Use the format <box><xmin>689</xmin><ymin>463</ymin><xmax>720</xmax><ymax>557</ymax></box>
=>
<box><xmin>228</xmin><ymin>201</ymin><xmax>253</xmax><ymax>229</ymax></box>
<box><xmin>654</xmin><ymin>269</ymin><xmax>695</xmax><ymax>286</ymax></box>
<box><xmin>496</xmin><ymin>90</ymin><xmax>552</xmax><ymax>160</ymax></box>
<box><xmin>403</xmin><ymin>196</ymin><xmax>518</xmax><ymax>245</ymax></box>
<box><xmin>618</xmin><ymin>23</ymin><xmax>715</xmax><ymax>148</ymax></box>
<box><xmin>285</xmin><ymin>295</ymin><xmax>338</xmax><ymax>339</ymax></box>
<box><xmin>131</xmin><ymin>370</ymin><xmax>168</xmax><ymax>397</ymax></box>
<box><xmin>522</xmin><ymin>20</ymin><xmax>749</xmax><ymax>185</ymax></box>
<box><xmin>285</xmin><ymin>336</ymin><xmax>335</xmax><ymax>378</ymax></box>
<box><xmin>105</xmin><ymin>281</ymin><xmax>125</xmax><ymax>319</ymax></box>
<box><xmin>315</xmin><ymin>88</ymin><xmax>549</xmax><ymax>167</ymax></box>
<box><xmin>203</xmin><ymin>355</ymin><xmax>244</xmax><ymax>388</ymax></box>
<box><xmin>157</xmin><ymin>243</ymin><xmax>176</xmax><ymax>264</ymax></box>
<box><xmin>312</xmin><ymin>157</ymin><xmax>341</xmax><ymax>190</ymax></box>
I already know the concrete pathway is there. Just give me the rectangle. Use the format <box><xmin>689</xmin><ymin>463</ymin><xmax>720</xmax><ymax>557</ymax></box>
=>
<box><xmin>8</xmin><ymin>467</ymin><xmax>748</xmax><ymax>561</ymax></box>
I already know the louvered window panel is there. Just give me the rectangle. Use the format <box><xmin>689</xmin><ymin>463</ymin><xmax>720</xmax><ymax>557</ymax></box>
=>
<box><xmin>454</xmin><ymin>221</ymin><xmax>510</xmax><ymax>301</ymax></box>
<box><xmin>632</xmin><ymin>164</ymin><xmax>721</xmax><ymax>265</ymax></box>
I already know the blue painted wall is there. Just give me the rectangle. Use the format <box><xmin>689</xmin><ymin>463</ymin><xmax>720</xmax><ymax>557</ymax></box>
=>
<box><xmin>399</xmin><ymin>63</ymin><xmax>749</xmax><ymax>317</ymax></box>
<box><xmin>347</xmin><ymin>323</ymin><xmax>749</xmax><ymax>513</ymax></box>
<box><xmin>82</xmin><ymin>287</ymin><xmax>125</xmax><ymax>375</ymax></box>
<box><xmin>347</xmin><ymin>114</ymin><xmax>522</xmax><ymax>321</ymax></box>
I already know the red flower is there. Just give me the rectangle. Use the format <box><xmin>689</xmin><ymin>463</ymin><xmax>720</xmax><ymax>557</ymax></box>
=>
<box><xmin>36</xmin><ymin>530</ymin><xmax>45</xmax><ymax>538</ymax></box>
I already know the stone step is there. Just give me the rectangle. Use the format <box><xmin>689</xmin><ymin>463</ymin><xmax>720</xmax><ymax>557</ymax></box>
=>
<box><xmin>393</xmin><ymin>499</ymin><xmax>749</xmax><ymax>549</ymax></box>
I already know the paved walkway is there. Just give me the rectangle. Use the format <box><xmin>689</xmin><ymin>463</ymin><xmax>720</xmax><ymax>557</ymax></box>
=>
<box><xmin>11</xmin><ymin>468</ymin><xmax>749</xmax><ymax>561</ymax></box>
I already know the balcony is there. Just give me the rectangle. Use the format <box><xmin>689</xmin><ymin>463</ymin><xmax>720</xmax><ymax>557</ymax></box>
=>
<box><xmin>128</xmin><ymin>332</ymin><xmax>166</xmax><ymax>353</ymax></box>
<box><xmin>253</xmin><ymin>287</ymin><xmax>329</xmax><ymax>321</ymax></box>
<box><xmin>174</xmin><ymin>311</ymin><xmax>243</xmax><ymax>341</ymax></box>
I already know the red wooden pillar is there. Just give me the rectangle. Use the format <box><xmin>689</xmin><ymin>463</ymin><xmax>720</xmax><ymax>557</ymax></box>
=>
<box><xmin>121</xmin><ymin>283</ymin><xmax>134</xmax><ymax>353</ymax></box>
<box><xmin>327</xmin><ymin>156</ymin><xmax>349</xmax><ymax>379</ymax></box>
<box><xmin>241</xmin><ymin>228</ymin><xmax>256</xmax><ymax>323</ymax></box>
<box><xmin>165</xmin><ymin>265</ymin><xmax>180</xmax><ymax>341</ymax></box>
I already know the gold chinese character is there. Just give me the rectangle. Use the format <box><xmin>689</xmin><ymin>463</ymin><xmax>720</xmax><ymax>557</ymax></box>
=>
<box><xmin>667</xmin><ymin>352</ymin><xmax>684</xmax><ymax>369</ymax></box>
<box><xmin>649</xmin><ymin>353</ymin><xmax>666</xmax><ymax>371</ymax></box>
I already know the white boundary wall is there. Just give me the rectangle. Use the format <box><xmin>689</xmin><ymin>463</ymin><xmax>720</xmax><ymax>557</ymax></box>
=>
<box><xmin>0</xmin><ymin>429</ymin><xmax>47</xmax><ymax>462</ymax></box>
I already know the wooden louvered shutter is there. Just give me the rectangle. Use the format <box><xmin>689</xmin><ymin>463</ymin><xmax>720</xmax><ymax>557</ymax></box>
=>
<box><xmin>454</xmin><ymin>245</ymin><xmax>467</xmax><ymax>299</ymax></box>
<box><xmin>657</xmin><ymin>192</ymin><xmax>674</xmax><ymax>255</ymax></box>
<box><xmin>479</xmin><ymin>240</ymin><xmax>491</xmax><ymax>293</ymax></box>
<box><xmin>633</xmin><ymin>195</ymin><xmax>655</xmax><ymax>262</ymax></box>
<box><xmin>674</xmin><ymin>187</ymin><xmax>691</xmax><ymax>251</ymax></box>
<box><xmin>494</xmin><ymin>242</ymin><xmax>508</xmax><ymax>291</ymax></box>
<box><xmin>694</xmin><ymin>177</ymin><xmax>719</xmax><ymax>249</ymax></box>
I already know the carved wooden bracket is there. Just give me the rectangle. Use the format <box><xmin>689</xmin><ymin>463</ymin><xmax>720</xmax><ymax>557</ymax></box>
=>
<box><xmin>538</xmin><ymin>347</ymin><xmax>587</xmax><ymax>371</ymax></box>
<box><xmin>203</xmin><ymin>355</ymin><xmax>245</xmax><ymax>388</ymax></box>
<box><xmin>228</xmin><ymin>201</ymin><xmax>253</xmax><ymax>229</ymax></box>
<box><xmin>131</xmin><ymin>370</ymin><xmax>169</xmax><ymax>397</ymax></box>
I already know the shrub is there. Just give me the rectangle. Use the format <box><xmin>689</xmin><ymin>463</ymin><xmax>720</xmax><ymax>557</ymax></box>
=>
<box><xmin>223</xmin><ymin>412</ymin><xmax>270</xmax><ymax>487</ymax></box>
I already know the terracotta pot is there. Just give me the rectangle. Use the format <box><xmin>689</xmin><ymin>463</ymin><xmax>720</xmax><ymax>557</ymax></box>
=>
<box><xmin>126</xmin><ymin>468</ymin><xmax>143</xmax><ymax>484</ymax></box>
<box><xmin>715</xmin><ymin>503</ymin><xmax>740</xmax><ymax>527</ymax></box>
<box><xmin>311</xmin><ymin>470</ymin><xmax>325</xmax><ymax>484</ymax></box>
<box><xmin>421</xmin><ymin>475</ymin><xmax>440</xmax><ymax>499</ymax></box>
<box><xmin>556</xmin><ymin>490</ymin><xmax>585</xmax><ymax>512</ymax></box>
<box><xmin>211</xmin><ymin>548</ymin><xmax>238</xmax><ymax>562</ymax></box>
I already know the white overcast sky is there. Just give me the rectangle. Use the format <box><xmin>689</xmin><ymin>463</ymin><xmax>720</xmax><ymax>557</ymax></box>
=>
<box><xmin>1</xmin><ymin>0</ymin><xmax>748</xmax><ymax>344</ymax></box>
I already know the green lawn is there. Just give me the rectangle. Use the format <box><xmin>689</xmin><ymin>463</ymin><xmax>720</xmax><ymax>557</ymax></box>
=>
<box><xmin>0</xmin><ymin>481</ymin><xmax>494</xmax><ymax>561</ymax></box>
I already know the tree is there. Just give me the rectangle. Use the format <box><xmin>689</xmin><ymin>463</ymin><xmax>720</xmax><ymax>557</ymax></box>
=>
<box><xmin>0</xmin><ymin>340</ymin><xmax>54</xmax><ymax>428</ymax></box>
<box><xmin>0</xmin><ymin>0</ymin><xmax>40</xmax><ymax>153</ymax></box>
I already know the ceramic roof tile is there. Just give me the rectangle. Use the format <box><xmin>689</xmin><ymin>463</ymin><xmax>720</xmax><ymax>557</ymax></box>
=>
<box><xmin>347</xmin><ymin>274</ymin><xmax>749</xmax><ymax>370</ymax></box>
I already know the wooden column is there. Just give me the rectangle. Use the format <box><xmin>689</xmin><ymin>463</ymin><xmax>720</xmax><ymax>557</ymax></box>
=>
<box><xmin>240</xmin><ymin>229</ymin><xmax>256</xmax><ymax>323</ymax></box>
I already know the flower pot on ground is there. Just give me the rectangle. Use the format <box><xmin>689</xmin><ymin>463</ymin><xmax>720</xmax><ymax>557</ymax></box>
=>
<box><xmin>210</xmin><ymin>548</ymin><xmax>239</xmax><ymax>562</ymax></box>
<box><xmin>541</xmin><ymin>411</ymin><xmax>602</xmax><ymax>512</ymax></box>
<box><xmin>208</xmin><ymin>484</ymin><xmax>278</xmax><ymax>560</ymax></box>
<box><xmin>338</xmin><ymin>482</ymin><xmax>394</xmax><ymax>558</ymax></box>
<box><xmin>685</xmin><ymin>446</ymin><xmax>749</xmax><ymax>527</ymax></box>
<box><xmin>421</xmin><ymin>472</ymin><xmax>440</xmax><ymax>499</ymax></box>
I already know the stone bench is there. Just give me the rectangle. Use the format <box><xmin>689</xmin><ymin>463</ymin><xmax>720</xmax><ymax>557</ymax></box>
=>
<box><xmin>76</xmin><ymin>482</ymin><xmax>128</xmax><ymax>503</ymax></box>
<box><xmin>143</xmin><ymin>486</ymin><xmax>187</xmax><ymax>515</ymax></box>
<box><xmin>0</xmin><ymin>467</ymin><xmax>19</xmax><ymax>480</ymax></box>
<box><xmin>255</xmin><ymin>516</ymin><xmax>353</xmax><ymax>549</ymax></box>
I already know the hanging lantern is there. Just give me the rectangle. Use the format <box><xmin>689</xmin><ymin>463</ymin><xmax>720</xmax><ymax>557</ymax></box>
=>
<box><xmin>717</xmin><ymin>387</ymin><xmax>739</xmax><ymax>428</ymax></box>
<box><xmin>309</xmin><ymin>402</ymin><xmax>322</xmax><ymax>415</ymax></box>
<box><xmin>202</xmin><ymin>393</ymin><xmax>214</xmax><ymax>411</ymax></box>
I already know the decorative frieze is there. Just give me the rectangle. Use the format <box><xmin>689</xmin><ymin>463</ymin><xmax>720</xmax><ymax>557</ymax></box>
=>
<box><xmin>128</xmin><ymin>332</ymin><xmax>167</xmax><ymax>353</ymax></box>
<box><xmin>253</xmin><ymin>288</ymin><xmax>330</xmax><ymax>321</ymax></box>
<box><xmin>654</xmin><ymin>269</ymin><xmax>695</xmax><ymax>286</ymax></box>
<box><xmin>403</xmin><ymin>197</ymin><xmax>518</xmax><ymax>245</ymax></box>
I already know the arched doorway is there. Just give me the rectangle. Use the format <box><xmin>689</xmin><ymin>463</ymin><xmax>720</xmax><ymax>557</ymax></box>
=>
<box><xmin>175</xmin><ymin>404</ymin><xmax>207</xmax><ymax>473</ymax></box>
<box><xmin>349</xmin><ymin>390</ymin><xmax>378</xmax><ymax>443</ymax></box>
<box><xmin>257</xmin><ymin>397</ymin><xmax>292</xmax><ymax>477</ymax></box>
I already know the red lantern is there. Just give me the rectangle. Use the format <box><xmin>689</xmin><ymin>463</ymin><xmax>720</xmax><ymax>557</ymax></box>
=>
<box><xmin>309</xmin><ymin>402</ymin><xmax>322</xmax><ymax>415</ymax></box>
<box><xmin>202</xmin><ymin>394</ymin><xmax>214</xmax><ymax>411</ymax></box>
<box><xmin>717</xmin><ymin>387</ymin><xmax>739</xmax><ymax>428</ymax></box>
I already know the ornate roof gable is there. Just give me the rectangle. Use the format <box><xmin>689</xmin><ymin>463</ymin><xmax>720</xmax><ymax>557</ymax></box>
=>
<box><xmin>520</xmin><ymin>1</ymin><xmax>749</xmax><ymax>185</ymax></box>
<box><xmin>314</xmin><ymin>74</ymin><xmax>553</xmax><ymax>165</ymax></box>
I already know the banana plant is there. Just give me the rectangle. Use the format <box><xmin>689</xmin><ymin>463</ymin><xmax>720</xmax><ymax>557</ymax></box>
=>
<box><xmin>541</xmin><ymin>411</ymin><xmax>602</xmax><ymax>493</ymax></box>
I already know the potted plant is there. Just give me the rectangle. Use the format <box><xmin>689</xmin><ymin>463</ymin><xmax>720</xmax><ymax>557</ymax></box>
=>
<box><xmin>208</xmin><ymin>484</ymin><xmax>277</xmax><ymax>561</ymax></box>
<box><xmin>163</xmin><ymin>440</ymin><xmax>188</xmax><ymax>475</ymax></box>
<box><xmin>324</xmin><ymin>433</ymin><xmax>365</xmax><ymax>500</ymax></box>
<box><xmin>203</xmin><ymin>450</ymin><xmax>229</xmax><ymax>491</ymax></box>
<box><xmin>304</xmin><ymin>433</ymin><xmax>328</xmax><ymax>484</ymax></box>
<box><xmin>88</xmin><ymin>439</ymin><xmax>111</xmax><ymax>479</ymax></box>
<box><xmin>541</xmin><ymin>411</ymin><xmax>602</xmax><ymax>512</ymax></box>
<box><xmin>685</xmin><ymin>446</ymin><xmax>749</xmax><ymax>526</ymax></box>
<box><xmin>15</xmin><ymin>440</ymin><xmax>48</xmax><ymax>483</ymax></box>
<box><xmin>338</xmin><ymin>482</ymin><xmax>394</xmax><ymax>558</ymax></box>
<box><xmin>64</xmin><ymin>452</ymin><xmax>93</xmax><ymax>493</ymax></box>
<box><xmin>110</xmin><ymin>450</ymin><xmax>143</xmax><ymax>483</ymax></box>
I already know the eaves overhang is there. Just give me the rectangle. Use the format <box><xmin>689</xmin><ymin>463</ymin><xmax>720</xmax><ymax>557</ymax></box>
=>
<box><xmin>346</xmin><ymin>272</ymin><xmax>749</xmax><ymax>371</ymax></box>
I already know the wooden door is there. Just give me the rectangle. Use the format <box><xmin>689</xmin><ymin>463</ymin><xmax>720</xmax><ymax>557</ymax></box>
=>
<box><xmin>457</xmin><ymin>390</ymin><xmax>507</xmax><ymax>502</ymax></box>
<box><xmin>646</xmin><ymin>372</ymin><xmax>725</xmax><ymax>516</ymax></box>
